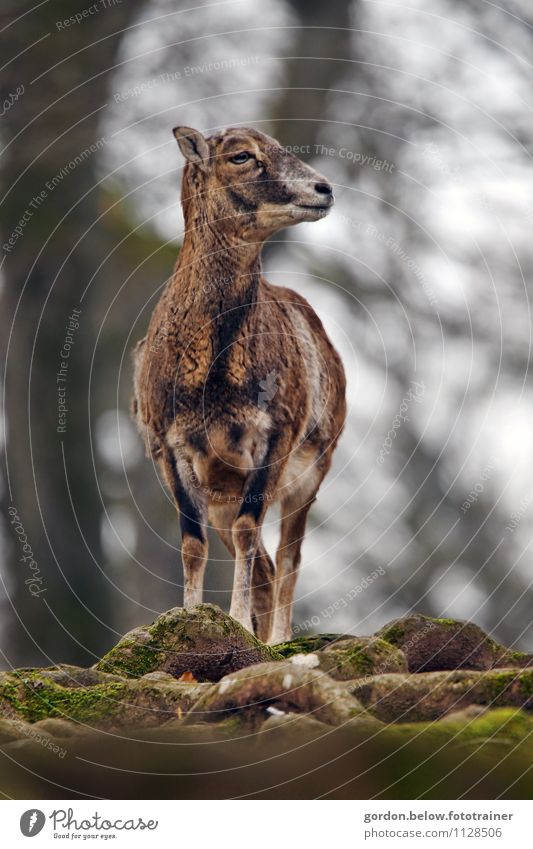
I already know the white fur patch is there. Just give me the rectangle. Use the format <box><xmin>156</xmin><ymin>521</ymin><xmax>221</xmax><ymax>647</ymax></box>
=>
<box><xmin>282</xmin><ymin>674</ymin><xmax>293</xmax><ymax>689</ymax></box>
<box><xmin>219</xmin><ymin>678</ymin><xmax>234</xmax><ymax>694</ymax></box>
<box><xmin>280</xmin><ymin>445</ymin><xmax>320</xmax><ymax>495</ymax></box>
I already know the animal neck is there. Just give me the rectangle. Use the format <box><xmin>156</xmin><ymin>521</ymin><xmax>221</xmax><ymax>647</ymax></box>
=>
<box><xmin>171</xmin><ymin>164</ymin><xmax>263</xmax><ymax>302</ymax></box>
<box><xmin>163</xmin><ymin>216</ymin><xmax>264</xmax><ymax>387</ymax></box>
<box><xmin>172</xmin><ymin>212</ymin><xmax>263</xmax><ymax>312</ymax></box>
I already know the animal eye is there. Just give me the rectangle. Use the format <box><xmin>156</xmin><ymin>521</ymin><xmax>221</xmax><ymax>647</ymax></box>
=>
<box><xmin>230</xmin><ymin>152</ymin><xmax>251</xmax><ymax>164</ymax></box>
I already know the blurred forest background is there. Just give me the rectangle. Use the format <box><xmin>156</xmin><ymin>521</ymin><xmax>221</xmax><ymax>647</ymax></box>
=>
<box><xmin>2</xmin><ymin>0</ymin><xmax>533</xmax><ymax>669</ymax></box>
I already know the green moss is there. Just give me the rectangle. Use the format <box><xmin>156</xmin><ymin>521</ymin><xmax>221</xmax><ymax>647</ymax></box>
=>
<box><xmin>148</xmin><ymin>617</ymin><xmax>182</xmax><ymax>646</ymax></box>
<box><xmin>273</xmin><ymin>634</ymin><xmax>348</xmax><ymax>658</ymax></box>
<box><xmin>428</xmin><ymin>617</ymin><xmax>457</xmax><ymax>627</ymax></box>
<box><xmin>517</xmin><ymin>669</ymin><xmax>533</xmax><ymax>697</ymax></box>
<box><xmin>386</xmin><ymin>708</ymin><xmax>533</xmax><ymax>748</ymax></box>
<box><xmin>484</xmin><ymin>670</ymin><xmax>517</xmax><ymax>699</ymax></box>
<box><xmin>507</xmin><ymin>650</ymin><xmax>530</xmax><ymax>665</ymax></box>
<box><xmin>344</xmin><ymin>651</ymin><xmax>374</xmax><ymax>676</ymax></box>
<box><xmin>463</xmin><ymin>709</ymin><xmax>532</xmax><ymax>741</ymax></box>
<box><xmin>96</xmin><ymin>641</ymin><xmax>163</xmax><ymax>678</ymax></box>
<box><xmin>378</xmin><ymin>624</ymin><xmax>406</xmax><ymax>645</ymax></box>
<box><xmin>322</xmin><ymin>638</ymin><xmax>406</xmax><ymax>680</ymax></box>
<box><xmin>0</xmin><ymin>673</ymin><xmax>127</xmax><ymax>724</ymax></box>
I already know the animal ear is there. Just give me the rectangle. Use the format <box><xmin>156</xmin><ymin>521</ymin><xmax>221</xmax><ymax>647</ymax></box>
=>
<box><xmin>172</xmin><ymin>126</ymin><xmax>209</xmax><ymax>165</ymax></box>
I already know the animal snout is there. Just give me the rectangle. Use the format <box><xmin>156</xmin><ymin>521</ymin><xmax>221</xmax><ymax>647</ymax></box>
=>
<box><xmin>312</xmin><ymin>179</ymin><xmax>334</xmax><ymax>207</ymax></box>
<box><xmin>314</xmin><ymin>181</ymin><xmax>333</xmax><ymax>197</ymax></box>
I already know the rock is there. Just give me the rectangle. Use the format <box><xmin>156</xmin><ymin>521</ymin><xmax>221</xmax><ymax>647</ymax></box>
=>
<box><xmin>377</xmin><ymin>614</ymin><xmax>516</xmax><ymax>672</ymax></box>
<box><xmin>0</xmin><ymin>666</ymin><xmax>208</xmax><ymax>729</ymax></box>
<box><xmin>494</xmin><ymin>650</ymin><xmax>533</xmax><ymax>669</ymax></box>
<box><xmin>187</xmin><ymin>661</ymin><xmax>368</xmax><ymax>729</ymax></box>
<box><xmin>258</xmin><ymin>712</ymin><xmax>331</xmax><ymax>744</ymax></box>
<box><xmin>289</xmin><ymin>653</ymin><xmax>321</xmax><ymax>669</ymax></box>
<box><xmin>1</xmin><ymin>736</ymin><xmax>59</xmax><ymax>758</ymax></box>
<box><xmin>349</xmin><ymin>667</ymin><xmax>533</xmax><ymax>722</ymax></box>
<box><xmin>0</xmin><ymin>717</ymin><xmax>32</xmax><ymax>744</ymax></box>
<box><xmin>32</xmin><ymin>718</ymin><xmax>88</xmax><ymax>738</ymax></box>
<box><xmin>96</xmin><ymin>604</ymin><xmax>281</xmax><ymax>682</ymax></box>
<box><xmin>141</xmin><ymin>718</ymin><xmax>243</xmax><ymax>743</ymax></box>
<box><xmin>316</xmin><ymin>637</ymin><xmax>407</xmax><ymax>680</ymax></box>
<box><xmin>438</xmin><ymin>705</ymin><xmax>487</xmax><ymax>724</ymax></box>
<box><xmin>11</xmin><ymin>664</ymin><xmax>125</xmax><ymax>688</ymax></box>
<box><xmin>272</xmin><ymin>634</ymin><xmax>353</xmax><ymax>658</ymax></box>
<box><xmin>140</xmin><ymin>672</ymin><xmax>176</xmax><ymax>683</ymax></box>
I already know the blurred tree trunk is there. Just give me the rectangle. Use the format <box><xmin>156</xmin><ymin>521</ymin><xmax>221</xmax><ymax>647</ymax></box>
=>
<box><xmin>272</xmin><ymin>0</ymin><xmax>353</xmax><ymax>150</ymax></box>
<box><xmin>0</xmin><ymin>1</ymin><xmax>142</xmax><ymax>666</ymax></box>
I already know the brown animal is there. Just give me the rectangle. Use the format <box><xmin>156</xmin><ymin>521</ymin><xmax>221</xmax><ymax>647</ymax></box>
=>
<box><xmin>132</xmin><ymin>125</ymin><xmax>346</xmax><ymax>644</ymax></box>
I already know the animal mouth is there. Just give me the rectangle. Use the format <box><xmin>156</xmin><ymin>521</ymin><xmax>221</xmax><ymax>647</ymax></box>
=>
<box><xmin>297</xmin><ymin>202</ymin><xmax>332</xmax><ymax>211</ymax></box>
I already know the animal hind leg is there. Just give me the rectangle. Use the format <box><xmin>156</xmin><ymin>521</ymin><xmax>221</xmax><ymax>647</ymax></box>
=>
<box><xmin>269</xmin><ymin>493</ymin><xmax>315</xmax><ymax>645</ymax></box>
<box><xmin>270</xmin><ymin>446</ymin><xmax>332</xmax><ymax>644</ymax></box>
<box><xmin>230</xmin><ymin>432</ymin><xmax>291</xmax><ymax>634</ymax></box>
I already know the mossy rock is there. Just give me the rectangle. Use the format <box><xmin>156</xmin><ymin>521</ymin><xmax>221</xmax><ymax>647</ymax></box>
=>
<box><xmin>0</xmin><ymin>665</ymin><xmax>208</xmax><ymax>729</ymax></box>
<box><xmin>350</xmin><ymin>667</ymin><xmax>533</xmax><ymax>723</ymax></box>
<box><xmin>187</xmin><ymin>660</ymin><xmax>368</xmax><ymax>729</ymax></box>
<box><xmin>376</xmin><ymin>614</ymin><xmax>525</xmax><ymax>673</ymax></box>
<box><xmin>96</xmin><ymin>604</ymin><xmax>282</xmax><ymax>682</ymax></box>
<box><xmin>385</xmin><ymin>707</ymin><xmax>533</xmax><ymax>749</ymax></box>
<box><xmin>272</xmin><ymin>634</ymin><xmax>353</xmax><ymax>658</ymax></box>
<box><xmin>14</xmin><ymin>664</ymin><xmax>122</xmax><ymax>688</ymax></box>
<box><xmin>316</xmin><ymin>637</ymin><xmax>407</xmax><ymax>680</ymax></box>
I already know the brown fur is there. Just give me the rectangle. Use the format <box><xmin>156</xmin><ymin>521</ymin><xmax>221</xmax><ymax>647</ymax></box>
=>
<box><xmin>132</xmin><ymin>125</ymin><xmax>346</xmax><ymax>643</ymax></box>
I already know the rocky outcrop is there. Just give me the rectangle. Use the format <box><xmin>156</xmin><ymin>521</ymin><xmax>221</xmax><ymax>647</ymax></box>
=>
<box><xmin>1</xmin><ymin>607</ymin><xmax>532</xmax><ymax>743</ymax></box>
<box><xmin>2</xmin><ymin>606</ymin><xmax>533</xmax><ymax>800</ymax></box>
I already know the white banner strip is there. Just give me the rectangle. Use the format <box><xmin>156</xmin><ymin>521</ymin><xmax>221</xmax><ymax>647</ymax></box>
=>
<box><xmin>2</xmin><ymin>799</ymin><xmax>531</xmax><ymax>847</ymax></box>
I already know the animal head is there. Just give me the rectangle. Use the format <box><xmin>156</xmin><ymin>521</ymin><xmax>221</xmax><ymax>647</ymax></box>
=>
<box><xmin>173</xmin><ymin>125</ymin><xmax>334</xmax><ymax>241</ymax></box>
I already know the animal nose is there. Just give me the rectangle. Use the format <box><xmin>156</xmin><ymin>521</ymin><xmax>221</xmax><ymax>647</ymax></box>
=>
<box><xmin>314</xmin><ymin>181</ymin><xmax>333</xmax><ymax>196</ymax></box>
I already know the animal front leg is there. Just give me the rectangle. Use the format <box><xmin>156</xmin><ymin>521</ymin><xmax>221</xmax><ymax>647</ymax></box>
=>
<box><xmin>181</xmin><ymin>529</ymin><xmax>208</xmax><ymax>608</ymax></box>
<box><xmin>230</xmin><ymin>514</ymin><xmax>259</xmax><ymax>632</ymax></box>
<box><xmin>229</xmin><ymin>434</ymin><xmax>286</xmax><ymax>634</ymax></box>
<box><xmin>160</xmin><ymin>451</ymin><xmax>208</xmax><ymax>609</ymax></box>
<box><xmin>211</xmin><ymin>505</ymin><xmax>274</xmax><ymax>640</ymax></box>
